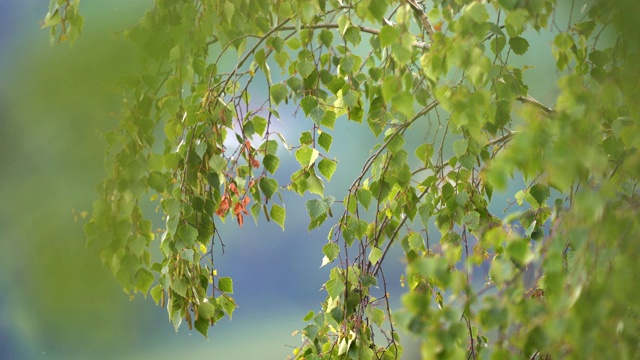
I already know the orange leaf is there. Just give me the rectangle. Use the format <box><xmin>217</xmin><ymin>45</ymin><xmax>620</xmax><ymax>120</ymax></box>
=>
<box><xmin>233</xmin><ymin>202</ymin><xmax>244</xmax><ymax>216</ymax></box>
<box><xmin>216</xmin><ymin>195</ymin><xmax>230</xmax><ymax>216</ymax></box>
<box><xmin>229</xmin><ymin>183</ymin><xmax>239</xmax><ymax>196</ymax></box>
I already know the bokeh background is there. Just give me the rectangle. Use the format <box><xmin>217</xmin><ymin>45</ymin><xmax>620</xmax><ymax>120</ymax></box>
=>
<box><xmin>0</xmin><ymin>1</ymin><xmax>564</xmax><ymax>359</ymax></box>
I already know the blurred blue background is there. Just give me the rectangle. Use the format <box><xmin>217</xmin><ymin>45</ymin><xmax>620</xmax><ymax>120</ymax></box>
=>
<box><xmin>0</xmin><ymin>1</ymin><xmax>562</xmax><ymax>359</ymax></box>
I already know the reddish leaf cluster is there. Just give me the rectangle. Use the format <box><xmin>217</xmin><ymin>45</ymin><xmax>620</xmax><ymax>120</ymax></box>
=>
<box><xmin>215</xmin><ymin>182</ymin><xmax>251</xmax><ymax>227</ymax></box>
<box><xmin>233</xmin><ymin>196</ymin><xmax>250</xmax><ymax>227</ymax></box>
<box><xmin>244</xmin><ymin>140</ymin><xmax>260</xmax><ymax>169</ymax></box>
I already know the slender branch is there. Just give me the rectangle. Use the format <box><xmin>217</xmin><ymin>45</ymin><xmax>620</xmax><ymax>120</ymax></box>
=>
<box><xmin>279</xmin><ymin>23</ymin><xmax>430</xmax><ymax>50</ymax></box>
<box><xmin>487</xmin><ymin>130</ymin><xmax>516</xmax><ymax>147</ymax></box>
<box><xmin>404</xmin><ymin>0</ymin><xmax>435</xmax><ymax>42</ymax></box>
<box><xmin>517</xmin><ymin>95</ymin><xmax>556</xmax><ymax>116</ymax></box>
<box><xmin>215</xmin><ymin>17</ymin><xmax>292</xmax><ymax>95</ymax></box>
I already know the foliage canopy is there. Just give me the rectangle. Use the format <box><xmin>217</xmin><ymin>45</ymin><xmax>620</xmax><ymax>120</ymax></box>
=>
<box><xmin>44</xmin><ymin>0</ymin><xmax>640</xmax><ymax>358</ymax></box>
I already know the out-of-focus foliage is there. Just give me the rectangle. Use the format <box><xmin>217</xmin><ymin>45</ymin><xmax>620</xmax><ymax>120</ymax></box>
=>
<box><xmin>44</xmin><ymin>0</ymin><xmax>640</xmax><ymax>358</ymax></box>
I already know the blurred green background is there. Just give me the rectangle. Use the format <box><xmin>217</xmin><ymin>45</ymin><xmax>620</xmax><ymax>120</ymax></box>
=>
<box><xmin>0</xmin><ymin>1</ymin><xmax>566</xmax><ymax>359</ymax></box>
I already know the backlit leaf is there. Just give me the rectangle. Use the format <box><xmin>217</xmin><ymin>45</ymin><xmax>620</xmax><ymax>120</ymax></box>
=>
<box><xmin>263</xmin><ymin>154</ymin><xmax>280</xmax><ymax>174</ymax></box>
<box><xmin>368</xmin><ymin>247</ymin><xmax>382</xmax><ymax>264</ymax></box>
<box><xmin>318</xmin><ymin>132</ymin><xmax>332</xmax><ymax>152</ymax></box>
<box><xmin>323</xmin><ymin>242</ymin><xmax>340</xmax><ymax>262</ymax></box>
<box><xmin>270</xmin><ymin>83</ymin><xmax>288</xmax><ymax>105</ymax></box>
<box><xmin>318</xmin><ymin>158</ymin><xmax>337</xmax><ymax>181</ymax></box>
<box><xmin>356</xmin><ymin>188</ymin><xmax>372</xmax><ymax>210</ymax></box>
<box><xmin>259</xmin><ymin>178</ymin><xmax>278</xmax><ymax>199</ymax></box>
<box><xmin>218</xmin><ymin>277</ymin><xmax>233</xmax><ymax>293</ymax></box>
<box><xmin>295</xmin><ymin>145</ymin><xmax>319</xmax><ymax>168</ymax></box>
<box><xmin>270</xmin><ymin>204</ymin><xmax>286</xmax><ymax>230</ymax></box>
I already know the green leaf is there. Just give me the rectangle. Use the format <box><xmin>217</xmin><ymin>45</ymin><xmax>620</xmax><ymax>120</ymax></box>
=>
<box><xmin>458</xmin><ymin>154</ymin><xmax>476</xmax><ymax>171</ymax></box>
<box><xmin>302</xmin><ymin>310</ymin><xmax>315</xmax><ymax>322</ymax></box>
<box><xmin>270</xmin><ymin>83</ymin><xmax>288</xmax><ymax>105</ymax></box>
<box><xmin>462</xmin><ymin>211</ymin><xmax>480</xmax><ymax>230</ymax></box>
<box><xmin>528</xmin><ymin>183</ymin><xmax>550</xmax><ymax>207</ymax></box>
<box><xmin>415</xmin><ymin>143</ymin><xmax>433</xmax><ymax>166</ymax></box>
<box><xmin>194</xmin><ymin>317</ymin><xmax>210</xmax><ymax>338</ymax></box>
<box><xmin>340</xmin><ymin>89</ymin><xmax>359</xmax><ymax>109</ymax></box>
<box><xmin>295</xmin><ymin>145</ymin><xmax>319</xmax><ymax>168</ymax></box>
<box><xmin>223</xmin><ymin>1</ymin><xmax>235</xmax><ymax>23</ymax></box>
<box><xmin>453</xmin><ymin>139</ymin><xmax>468</xmax><ymax>157</ymax></box>
<box><xmin>218</xmin><ymin>277</ymin><xmax>233</xmax><ymax>293</ymax></box>
<box><xmin>323</xmin><ymin>242</ymin><xmax>340</xmax><ymax>262</ymax></box>
<box><xmin>371</xmin><ymin>307</ymin><xmax>385</xmax><ymax>327</ymax></box>
<box><xmin>338</xmin><ymin>15</ymin><xmax>350</xmax><ymax>36</ymax></box>
<box><xmin>208</xmin><ymin>154</ymin><xmax>226</xmax><ymax>173</ymax></box>
<box><xmin>387</xmin><ymin>133</ymin><xmax>405</xmax><ymax>155</ymax></box>
<box><xmin>391</xmin><ymin>32</ymin><xmax>414</xmax><ymax>65</ymax></box>
<box><xmin>300</xmin><ymin>0</ymin><xmax>317</xmax><ymax>24</ymax></box>
<box><xmin>343</xmin><ymin>26</ymin><xmax>361</xmax><ymax>46</ymax></box>
<box><xmin>171</xmin><ymin>277</ymin><xmax>188</xmax><ymax>298</ymax></box>
<box><xmin>464</xmin><ymin>2</ymin><xmax>489</xmax><ymax>23</ymax></box>
<box><xmin>491</xmin><ymin>35</ymin><xmax>507</xmax><ymax>56</ymax></box>
<box><xmin>418</xmin><ymin>203</ymin><xmax>431</xmax><ymax>228</ymax></box>
<box><xmin>509</xmin><ymin>36</ymin><xmax>529</xmax><ymax>55</ymax></box>
<box><xmin>369</xmin><ymin>247</ymin><xmax>382</xmax><ymax>264</ymax></box>
<box><xmin>497</xmin><ymin>0</ymin><xmax>519</xmax><ymax>10</ymax></box>
<box><xmin>307</xmin><ymin>172</ymin><xmax>325</xmax><ymax>196</ymax></box>
<box><xmin>322</xmin><ymin>110</ymin><xmax>337</xmax><ymax>129</ymax></box>
<box><xmin>356</xmin><ymin>188</ymin><xmax>372</xmax><ymax>210</ymax></box>
<box><xmin>263</xmin><ymin>154</ymin><xmax>280</xmax><ymax>174</ymax></box>
<box><xmin>507</xmin><ymin>238</ymin><xmax>529</xmax><ymax>264</ymax></box>
<box><xmin>251</xmin><ymin>116</ymin><xmax>268</xmax><ymax>137</ymax></box>
<box><xmin>368</xmin><ymin>0</ymin><xmax>388</xmax><ymax>20</ymax></box>
<box><xmin>392</xmin><ymin>91</ymin><xmax>414</xmax><ymax>118</ymax></box>
<box><xmin>408</xmin><ymin>233</ymin><xmax>425</xmax><ymax>252</ymax></box>
<box><xmin>259</xmin><ymin>178</ymin><xmax>278</xmax><ymax>199</ymax></box>
<box><xmin>325</xmin><ymin>278</ymin><xmax>345</xmax><ymax>299</ymax></box>
<box><xmin>270</xmin><ymin>204</ymin><xmax>286</xmax><ymax>230</ymax></box>
<box><xmin>198</xmin><ymin>301</ymin><xmax>216</xmax><ymax>319</ymax></box>
<box><xmin>306</xmin><ymin>199</ymin><xmax>328</xmax><ymax>219</ymax></box>
<box><xmin>299</xmin><ymin>131</ymin><xmax>313</xmax><ymax>145</ymax></box>
<box><xmin>177</xmin><ymin>223</ymin><xmax>198</xmax><ymax>247</ymax></box>
<box><xmin>150</xmin><ymin>284</ymin><xmax>163</xmax><ymax>305</ymax></box>
<box><xmin>270</xmin><ymin>36</ymin><xmax>285</xmax><ymax>53</ymax></box>
<box><xmin>135</xmin><ymin>268</ymin><xmax>155</xmax><ymax>294</ymax></box>
<box><xmin>218</xmin><ymin>296</ymin><xmax>237</xmax><ymax>319</ymax></box>
<box><xmin>318</xmin><ymin>158</ymin><xmax>337</xmax><ymax>181</ymax></box>
<box><xmin>310</xmin><ymin>107</ymin><xmax>324</xmax><ymax>124</ymax></box>
<box><xmin>504</xmin><ymin>8</ymin><xmax>528</xmax><ymax>37</ymax></box>
<box><xmin>379</xmin><ymin>27</ymin><xmax>399</xmax><ymax>49</ymax></box>
<box><xmin>382</xmin><ymin>75</ymin><xmax>401</xmax><ymax>104</ymax></box>
<box><xmin>306</xmin><ymin>196</ymin><xmax>334</xmax><ymax>219</ymax></box>
<box><xmin>286</xmin><ymin>37</ymin><xmax>301</xmax><ymax>50</ymax></box>
<box><xmin>318</xmin><ymin>132</ymin><xmax>332</xmax><ymax>152</ymax></box>
<box><xmin>340</xmin><ymin>55</ymin><xmax>356</xmax><ymax>74</ymax></box>
<box><xmin>42</xmin><ymin>9</ymin><xmax>61</xmax><ymax>28</ymax></box>
<box><xmin>318</xmin><ymin>29</ymin><xmax>334</xmax><ymax>48</ymax></box>
<box><xmin>296</xmin><ymin>59</ymin><xmax>315</xmax><ymax>79</ymax></box>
